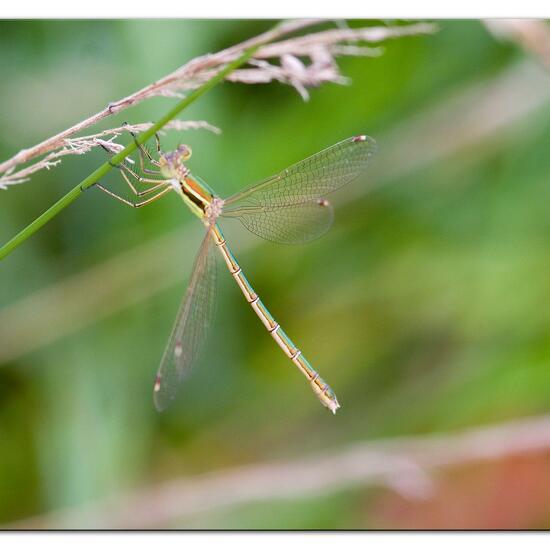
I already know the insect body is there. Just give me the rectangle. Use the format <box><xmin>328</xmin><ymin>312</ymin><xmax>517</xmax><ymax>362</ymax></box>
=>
<box><xmin>97</xmin><ymin>132</ymin><xmax>377</xmax><ymax>414</ymax></box>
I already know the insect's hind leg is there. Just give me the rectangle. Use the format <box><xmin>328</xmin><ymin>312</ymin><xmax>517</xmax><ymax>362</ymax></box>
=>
<box><xmin>117</xmin><ymin>167</ymin><xmax>172</xmax><ymax>197</ymax></box>
<box><xmin>115</xmin><ymin>159</ymin><xmax>167</xmax><ymax>188</ymax></box>
<box><xmin>95</xmin><ymin>181</ymin><xmax>172</xmax><ymax>208</ymax></box>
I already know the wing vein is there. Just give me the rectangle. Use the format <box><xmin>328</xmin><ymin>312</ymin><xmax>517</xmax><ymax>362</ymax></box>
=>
<box><xmin>222</xmin><ymin>135</ymin><xmax>376</xmax><ymax>245</ymax></box>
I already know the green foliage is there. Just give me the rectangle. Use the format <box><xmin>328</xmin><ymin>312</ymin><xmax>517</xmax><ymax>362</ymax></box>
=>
<box><xmin>1</xmin><ymin>20</ymin><xmax>549</xmax><ymax>528</ymax></box>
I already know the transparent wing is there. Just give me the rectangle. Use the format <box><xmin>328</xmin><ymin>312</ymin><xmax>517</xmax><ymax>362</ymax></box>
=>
<box><xmin>222</xmin><ymin>198</ymin><xmax>334</xmax><ymax>245</ymax></box>
<box><xmin>223</xmin><ymin>135</ymin><xmax>377</xmax><ymax>211</ymax></box>
<box><xmin>153</xmin><ymin>228</ymin><xmax>217</xmax><ymax>411</ymax></box>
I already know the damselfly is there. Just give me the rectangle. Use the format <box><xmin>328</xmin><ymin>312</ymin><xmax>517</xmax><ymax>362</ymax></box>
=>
<box><xmin>96</xmin><ymin>130</ymin><xmax>376</xmax><ymax>414</ymax></box>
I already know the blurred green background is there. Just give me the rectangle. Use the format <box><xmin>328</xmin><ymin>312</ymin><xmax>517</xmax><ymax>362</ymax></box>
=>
<box><xmin>1</xmin><ymin>19</ymin><xmax>550</xmax><ymax>529</ymax></box>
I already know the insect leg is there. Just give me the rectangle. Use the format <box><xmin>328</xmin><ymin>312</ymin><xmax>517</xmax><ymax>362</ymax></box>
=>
<box><xmin>95</xmin><ymin>182</ymin><xmax>172</xmax><ymax>208</ymax></box>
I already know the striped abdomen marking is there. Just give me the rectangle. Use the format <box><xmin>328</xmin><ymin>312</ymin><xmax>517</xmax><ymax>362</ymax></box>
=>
<box><xmin>210</xmin><ymin>224</ymin><xmax>340</xmax><ymax>414</ymax></box>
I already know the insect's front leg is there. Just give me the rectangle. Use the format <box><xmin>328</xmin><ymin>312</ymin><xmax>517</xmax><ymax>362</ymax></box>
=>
<box><xmin>123</xmin><ymin>122</ymin><xmax>162</xmax><ymax>174</ymax></box>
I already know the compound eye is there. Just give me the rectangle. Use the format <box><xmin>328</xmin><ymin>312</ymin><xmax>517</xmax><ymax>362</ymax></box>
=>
<box><xmin>177</xmin><ymin>144</ymin><xmax>192</xmax><ymax>161</ymax></box>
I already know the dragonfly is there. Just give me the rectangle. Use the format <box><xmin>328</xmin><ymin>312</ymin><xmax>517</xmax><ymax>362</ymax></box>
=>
<box><xmin>96</xmin><ymin>129</ymin><xmax>377</xmax><ymax>414</ymax></box>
